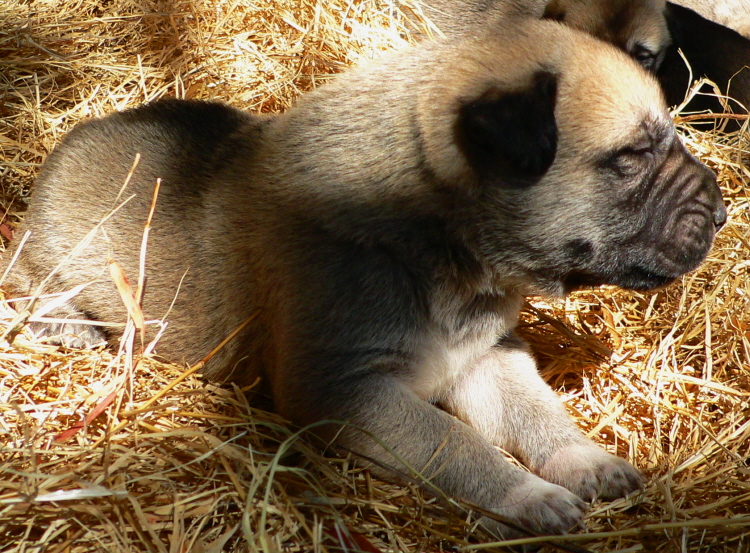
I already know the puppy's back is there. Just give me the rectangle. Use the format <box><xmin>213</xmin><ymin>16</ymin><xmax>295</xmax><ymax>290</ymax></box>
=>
<box><xmin>2</xmin><ymin>99</ymin><xmax>269</xmax><ymax>368</ymax></box>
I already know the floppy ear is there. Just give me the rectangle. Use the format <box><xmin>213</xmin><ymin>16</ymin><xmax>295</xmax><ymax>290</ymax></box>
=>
<box><xmin>456</xmin><ymin>71</ymin><xmax>558</xmax><ymax>187</ymax></box>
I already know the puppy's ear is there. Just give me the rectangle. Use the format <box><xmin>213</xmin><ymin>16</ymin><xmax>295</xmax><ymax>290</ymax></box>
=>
<box><xmin>456</xmin><ymin>71</ymin><xmax>558</xmax><ymax>186</ymax></box>
<box><xmin>542</xmin><ymin>0</ymin><xmax>566</xmax><ymax>22</ymax></box>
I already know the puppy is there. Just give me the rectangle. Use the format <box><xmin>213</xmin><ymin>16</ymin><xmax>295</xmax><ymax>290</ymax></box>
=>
<box><xmin>2</xmin><ymin>20</ymin><xmax>725</xmax><ymax>537</ymax></box>
<box><xmin>415</xmin><ymin>0</ymin><xmax>671</xmax><ymax>70</ymax></box>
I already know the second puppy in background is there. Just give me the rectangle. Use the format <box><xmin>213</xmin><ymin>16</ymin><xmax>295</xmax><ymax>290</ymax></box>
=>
<box><xmin>415</xmin><ymin>0</ymin><xmax>671</xmax><ymax>70</ymax></box>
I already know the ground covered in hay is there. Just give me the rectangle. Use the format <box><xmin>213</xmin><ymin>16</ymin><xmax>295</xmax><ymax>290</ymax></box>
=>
<box><xmin>1</xmin><ymin>1</ymin><xmax>749</xmax><ymax>552</ymax></box>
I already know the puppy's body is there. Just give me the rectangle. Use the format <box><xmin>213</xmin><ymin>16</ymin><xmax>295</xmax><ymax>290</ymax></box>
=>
<box><xmin>3</xmin><ymin>21</ymin><xmax>725</xmax><ymax>537</ymax></box>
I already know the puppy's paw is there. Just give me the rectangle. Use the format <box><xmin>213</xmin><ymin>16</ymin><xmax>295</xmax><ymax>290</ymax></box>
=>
<box><xmin>538</xmin><ymin>443</ymin><xmax>644</xmax><ymax>502</ymax></box>
<box><xmin>482</xmin><ymin>472</ymin><xmax>587</xmax><ymax>542</ymax></box>
<box><xmin>30</xmin><ymin>321</ymin><xmax>107</xmax><ymax>349</ymax></box>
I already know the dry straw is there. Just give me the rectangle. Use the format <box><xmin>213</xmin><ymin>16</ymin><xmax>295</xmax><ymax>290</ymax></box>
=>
<box><xmin>0</xmin><ymin>1</ymin><xmax>749</xmax><ymax>552</ymax></box>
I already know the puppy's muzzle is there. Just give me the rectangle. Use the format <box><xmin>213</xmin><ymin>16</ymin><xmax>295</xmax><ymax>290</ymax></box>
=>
<box><xmin>588</xmin><ymin>148</ymin><xmax>727</xmax><ymax>293</ymax></box>
<box><xmin>658</xmin><ymin>156</ymin><xmax>725</xmax><ymax>275</ymax></box>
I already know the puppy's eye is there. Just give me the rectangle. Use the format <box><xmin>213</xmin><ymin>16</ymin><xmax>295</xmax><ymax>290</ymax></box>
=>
<box><xmin>631</xmin><ymin>45</ymin><xmax>656</xmax><ymax>70</ymax></box>
<box><xmin>621</xmin><ymin>146</ymin><xmax>653</xmax><ymax>157</ymax></box>
<box><xmin>601</xmin><ymin>146</ymin><xmax>653</xmax><ymax>177</ymax></box>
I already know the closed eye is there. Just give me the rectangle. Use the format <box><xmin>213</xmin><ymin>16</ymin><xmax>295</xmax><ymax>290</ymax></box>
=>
<box><xmin>621</xmin><ymin>145</ymin><xmax>654</xmax><ymax>157</ymax></box>
<box><xmin>631</xmin><ymin>44</ymin><xmax>657</xmax><ymax>70</ymax></box>
<box><xmin>599</xmin><ymin>145</ymin><xmax>654</xmax><ymax>177</ymax></box>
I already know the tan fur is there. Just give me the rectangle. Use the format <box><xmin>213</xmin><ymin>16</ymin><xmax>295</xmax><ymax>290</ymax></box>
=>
<box><xmin>414</xmin><ymin>0</ymin><xmax>750</xmax><ymax>125</ymax></box>
<box><xmin>417</xmin><ymin>0</ymin><xmax>670</xmax><ymax>70</ymax></box>
<box><xmin>2</xmin><ymin>20</ymin><xmax>725</xmax><ymax>539</ymax></box>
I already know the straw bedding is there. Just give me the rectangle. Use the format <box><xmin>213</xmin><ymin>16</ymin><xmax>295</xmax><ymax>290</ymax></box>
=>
<box><xmin>0</xmin><ymin>1</ymin><xmax>748</xmax><ymax>551</ymax></box>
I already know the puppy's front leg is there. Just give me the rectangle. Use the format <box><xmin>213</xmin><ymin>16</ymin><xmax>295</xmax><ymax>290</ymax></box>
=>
<box><xmin>440</xmin><ymin>332</ymin><xmax>644</xmax><ymax>502</ymax></box>
<box><xmin>284</xmin><ymin>368</ymin><xmax>586</xmax><ymax>537</ymax></box>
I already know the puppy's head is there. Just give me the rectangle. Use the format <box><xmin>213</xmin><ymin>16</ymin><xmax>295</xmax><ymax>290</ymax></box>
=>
<box><xmin>543</xmin><ymin>0</ymin><xmax>671</xmax><ymax>71</ymax></box>
<box><xmin>420</xmin><ymin>20</ymin><xmax>725</xmax><ymax>295</ymax></box>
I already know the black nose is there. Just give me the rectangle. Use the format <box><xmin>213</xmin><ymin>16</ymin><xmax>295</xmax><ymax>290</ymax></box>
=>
<box><xmin>713</xmin><ymin>204</ymin><xmax>727</xmax><ymax>230</ymax></box>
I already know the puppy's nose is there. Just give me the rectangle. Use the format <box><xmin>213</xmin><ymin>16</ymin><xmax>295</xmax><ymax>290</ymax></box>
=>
<box><xmin>713</xmin><ymin>204</ymin><xmax>727</xmax><ymax>230</ymax></box>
